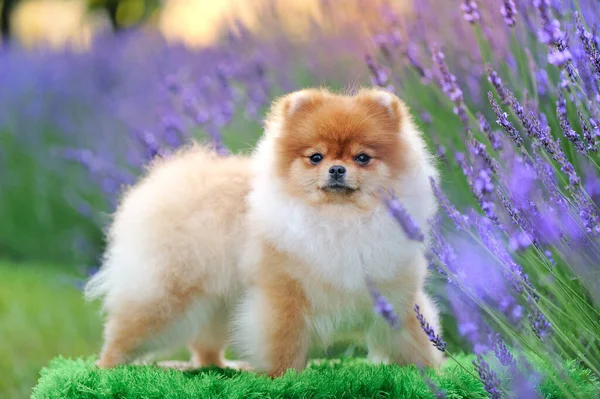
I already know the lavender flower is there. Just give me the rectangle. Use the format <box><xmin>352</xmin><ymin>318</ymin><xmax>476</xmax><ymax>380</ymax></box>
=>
<box><xmin>486</xmin><ymin>66</ymin><xmax>509</xmax><ymax>104</ymax></box>
<box><xmin>548</xmin><ymin>47</ymin><xmax>573</xmax><ymax>67</ymax></box>
<box><xmin>575</xmin><ymin>189</ymin><xmax>600</xmax><ymax>235</ymax></box>
<box><xmin>366</xmin><ymin>278</ymin><xmax>401</xmax><ymax>330</ymax></box>
<box><xmin>534</xmin><ymin>0</ymin><xmax>573</xmax><ymax>68</ymax></box>
<box><xmin>534</xmin><ymin>0</ymin><xmax>564</xmax><ymax>45</ymax></box>
<box><xmin>557</xmin><ymin>91</ymin><xmax>586</xmax><ymax>154</ymax></box>
<box><xmin>589</xmin><ymin>117</ymin><xmax>600</xmax><ymax>141</ymax></box>
<box><xmin>500</xmin><ymin>0</ymin><xmax>517</xmax><ymax>27</ymax></box>
<box><xmin>526</xmin><ymin>112</ymin><xmax>581</xmax><ymax>188</ymax></box>
<box><xmin>424</xmin><ymin>374</ymin><xmax>447</xmax><ymax>399</ymax></box>
<box><xmin>414</xmin><ymin>304</ymin><xmax>446</xmax><ymax>352</ymax></box>
<box><xmin>489</xmin><ymin>333</ymin><xmax>515</xmax><ymax>367</ymax></box>
<box><xmin>430</xmin><ymin>222</ymin><xmax>459</xmax><ymax>285</ymax></box>
<box><xmin>136</xmin><ymin>130</ymin><xmax>161</xmax><ymax>161</ymax></box>
<box><xmin>421</xmin><ymin>111</ymin><xmax>432</xmax><ymax>124</ymax></box>
<box><xmin>506</xmin><ymin>92</ymin><xmax>532</xmax><ymax>134</ymax></box>
<box><xmin>473</xmin><ymin>355</ymin><xmax>503</xmax><ymax>399</ymax></box>
<box><xmin>575</xmin><ymin>12</ymin><xmax>600</xmax><ymax>78</ymax></box>
<box><xmin>473</xmin><ymin>215</ymin><xmax>539</xmax><ymax>301</ymax></box>
<box><xmin>478</xmin><ymin>113</ymin><xmax>503</xmax><ymax>151</ymax></box>
<box><xmin>455</xmin><ymin>146</ymin><xmax>497</xmax><ymax>223</ymax></box>
<box><xmin>528</xmin><ymin>309</ymin><xmax>553</xmax><ymax>340</ymax></box>
<box><xmin>385</xmin><ymin>195</ymin><xmax>425</xmax><ymax>241</ymax></box>
<box><xmin>536</xmin><ymin>68</ymin><xmax>549</xmax><ymax>96</ymax></box>
<box><xmin>488</xmin><ymin>92</ymin><xmax>523</xmax><ymax>147</ymax></box>
<box><xmin>432</xmin><ymin>46</ymin><xmax>469</xmax><ymax>129</ymax></box>
<box><xmin>405</xmin><ymin>45</ymin><xmax>432</xmax><ymax>82</ymax></box>
<box><xmin>498</xmin><ymin>189</ymin><xmax>537</xmax><ymax>250</ymax></box>
<box><xmin>578</xmin><ymin>109</ymin><xmax>598</xmax><ymax>153</ymax></box>
<box><xmin>430</xmin><ymin>177</ymin><xmax>470</xmax><ymax>231</ymax></box>
<box><xmin>365</xmin><ymin>54</ymin><xmax>394</xmax><ymax>92</ymax></box>
<box><xmin>374</xmin><ymin>34</ymin><xmax>393</xmax><ymax>62</ymax></box>
<box><xmin>461</xmin><ymin>0</ymin><xmax>481</xmax><ymax>24</ymax></box>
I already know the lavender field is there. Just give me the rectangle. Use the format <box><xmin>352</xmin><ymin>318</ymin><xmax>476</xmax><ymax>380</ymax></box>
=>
<box><xmin>2</xmin><ymin>0</ymin><xmax>600</xmax><ymax>397</ymax></box>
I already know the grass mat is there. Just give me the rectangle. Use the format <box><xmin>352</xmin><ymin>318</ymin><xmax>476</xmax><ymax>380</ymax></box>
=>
<box><xmin>32</xmin><ymin>355</ymin><xmax>600</xmax><ymax>398</ymax></box>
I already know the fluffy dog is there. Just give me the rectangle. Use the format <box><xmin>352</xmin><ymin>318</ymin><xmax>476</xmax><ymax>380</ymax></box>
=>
<box><xmin>85</xmin><ymin>87</ymin><xmax>443</xmax><ymax>375</ymax></box>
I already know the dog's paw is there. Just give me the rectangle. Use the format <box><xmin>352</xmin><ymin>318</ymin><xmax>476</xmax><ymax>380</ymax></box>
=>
<box><xmin>156</xmin><ymin>360</ymin><xmax>195</xmax><ymax>371</ymax></box>
<box><xmin>222</xmin><ymin>359</ymin><xmax>254</xmax><ymax>371</ymax></box>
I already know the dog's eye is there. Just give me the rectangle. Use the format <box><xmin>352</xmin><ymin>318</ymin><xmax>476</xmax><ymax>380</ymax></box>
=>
<box><xmin>355</xmin><ymin>154</ymin><xmax>371</xmax><ymax>165</ymax></box>
<box><xmin>309</xmin><ymin>153</ymin><xmax>324</xmax><ymax>164</ymax></box>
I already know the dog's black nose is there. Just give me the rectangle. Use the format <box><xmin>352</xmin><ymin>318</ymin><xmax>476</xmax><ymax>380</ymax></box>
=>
<box><xmin>329</xmin><ymin>165</ymin><xmax>346</xmax><ymax>179</ymax></box>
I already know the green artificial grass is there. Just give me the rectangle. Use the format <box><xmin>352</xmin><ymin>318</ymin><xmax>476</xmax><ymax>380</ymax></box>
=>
<box><xmin>32</xmin><ymin>354</ymin><xmax>600</xmax><ymax>399</ymax></box>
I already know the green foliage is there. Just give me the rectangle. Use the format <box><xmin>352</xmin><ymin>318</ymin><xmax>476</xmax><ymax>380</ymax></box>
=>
<box><xmin>0</xmin><ymin>263</ymin><xmax>102</xmax><ymax>399</ymax></box>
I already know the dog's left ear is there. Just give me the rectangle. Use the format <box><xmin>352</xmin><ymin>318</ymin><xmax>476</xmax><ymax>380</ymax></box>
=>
<box><xmin>356</xmin><ymin>88</ymin><xmax>408</xmax><ymax>128</ymax></box>
<box><xmin>264</xmin><ymin>88</ymin><xmax>330</xmax><ymax>134</ymax></box>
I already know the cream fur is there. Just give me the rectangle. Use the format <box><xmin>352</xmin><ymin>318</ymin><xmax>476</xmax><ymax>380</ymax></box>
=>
<box><xmin>85</xmin><ymin>145</ymin><xmax>252</xmax><ymax>367</ymax></box>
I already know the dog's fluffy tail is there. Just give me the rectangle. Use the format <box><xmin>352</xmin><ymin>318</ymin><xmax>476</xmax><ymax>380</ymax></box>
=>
<box><xmin>83</xmin><ymin>263</ymin><xmax>111</xmax><ymax>302</ymax></box>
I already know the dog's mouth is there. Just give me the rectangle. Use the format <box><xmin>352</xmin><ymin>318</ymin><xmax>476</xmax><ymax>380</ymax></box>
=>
<box><xmin>321</xmin><ymin>182</ymin><xmax>357</xmax><ymax>194</ymax></box>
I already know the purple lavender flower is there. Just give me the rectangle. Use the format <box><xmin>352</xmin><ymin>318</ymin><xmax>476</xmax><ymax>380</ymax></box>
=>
<box><xmin>423</xmin><ymin>373</ymin><xmax>447</xmax><ymax>399</ymax></box>
<box><xmin>365</xmin><ymin>54</ymin><xmax>394</xmax><ymax>92</ymax></box>
<box><xmin>421</xmin><ymin>111</ymin><xmax>432</xmax><ymax>124</ymax></box>
<box><xmin>385</xmin><ymin>195</ymin><xmax>425</xmax><ymax>241</ymax></box>
<box><xmin>455</xmin><ymin>142</ymin><xmax>497</xmax><ymax>223</ymax></box>
<box><xmin>528</xmin><ymin>309</ymin><xmax>553</xmax><ymax>340</ymax></box>
<box><xmin>429</xmin><ymin>222</ymin><xmax>459</xmax><ymax>285</ymax></box>
<box><xmin>488</xmin><ymin>92</ymin><xmax>523</xmax><ymax>147</ymax></box>
<box><xmin>534</xmin><ymin>0</ymin><xmax>564</xmax><ymax>45</ymax></box>
<box><xmin>430</xmin><ymin>177</ymin><xmax>470</xmax><ymax>231</ymax></box>
<box><xmin>589</xmin><ymin>117</ymin><xmax>600</xmax><ymax>141</ymax></box>
<box><xmin>486</xmin><ymin>66</ymin><xmax>509</xmax><ymax>104</ymax></box>
<box><xmin>578</xmin><ymin>109</ymin><xmax>598</xmax><ymax>153</ymax></box>
<box><xmin>535</xmin><ymin>68</ymin><xmax>549</xmax><ymax>96</ymax></box>
<box><xmin>506</xmin><ymin>91</ymin><xmax>541</xmax><ymax>145</ymax></box>
<box><xmin>575</xmin><ymin>12</ymin><xmax>600</xmax><ymax>78</ymax></box>
<box><xmin>366</xmin><ymin>278</ymin><xmax>401</xmax><ymax>330</ymax></box>
<box><xmin>575</xmin><ymin>189</ymin><xmax>600</xmax><ymax>235</ymax></box>
<box><xmin>548</xmin><ymin>48</ymin><xmax>573</xmax><ymax>68</ymax></box>
<box><xmin>534</xmin><ymin>0</ymin><xmax>573</xmax><ymax>67</ymax></box>
<box><xmin>500</xmin><ymin>0</ymin><xmax>517</xmax><ymax>27</ymax></box>
<box><xmin>556</xmin><ymin>91</ymin><xmax>586</xmax><ymax>154</ymax></box>
<box><xmin>374</xmin><ymin>34</ymin><xmax>392</xmax><ymax>62</ymax></box>
<box><xmin>526</xmin><ymin>112</ymin><xmax>581</xmax><ymax>188</ymax></box>
<box><xmin>532</xmin><ymin>149</ymin><xmax>569</xmax><ymax>210</ymax></box>
<box><xmin>405</xmin><ymin>45</ymin><xmax>432</xmax><ymax>82</ymax></box>
<box><xmin>414</xmin><ymin>304</ymin><xmax>446</xmax><ymax>352</ymax></box>
<box><xmin>498</xmin><ymin>189</ymin><xmax>536</xmax><ymax>250</ymax></box>
<box><xmin>473</xmin><ymin>215</ymin><xmax>539</xmax><ymax>301</ymax></box>
<box><xmin>489</xmin><ymin>333</ymin><xmax>515</xmax><ymax>367</ymax></box>
<box><xmin>432</xmin><ymin>46</ymin><xmax>469</xmax><ymax>129</ymax></box>
<box><xmin>473</xmin><ymin>355</ymin><xmax>502</xmax><ymax>399</ymax></box>
<box><xmin>461</xmin><ymin>0</ymin><xmax>481</xmax><ymax>24</ymax></box>
<box><xmin>478</xmin><ymin>113</ymin><xmax>503</xmax><ymax>151</ymax></box>
<box><xmin>436</xmin><ymin>144</ymin><xmax>448</xmax><ymax>165</ymax></box>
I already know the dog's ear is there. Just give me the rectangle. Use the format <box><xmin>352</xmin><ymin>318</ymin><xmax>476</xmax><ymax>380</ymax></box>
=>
<box><xmin>282</xmin><ymin>89</ymin><xmax>328</xmax><ymax>117</ymax></box>
<box><xmin>355</xmin><ymin>88</ymin><xmax>409</xmax><ymax>129</ymax></box>
<box><xmin>264</xmin><ymin>89</ymin><xmax>330</xmax><ymax>133</ymax></box>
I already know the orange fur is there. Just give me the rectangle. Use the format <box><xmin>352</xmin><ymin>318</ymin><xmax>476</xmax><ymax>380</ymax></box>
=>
<box><xmin>269</xmin><ymin>89</ymin><xmax>411</xmax><ymax>208</ymax></box>
<box><xmin>257</xmin><ymin>245</ymin><xmax>310</xmax><ymax>377</ymax></box>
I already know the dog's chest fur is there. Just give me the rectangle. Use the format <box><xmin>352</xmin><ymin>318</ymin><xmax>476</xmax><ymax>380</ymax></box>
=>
<box><xmin>249</xmin><ymin>184</ymin><xmax>422</xmax><ymax>292</ymax></box>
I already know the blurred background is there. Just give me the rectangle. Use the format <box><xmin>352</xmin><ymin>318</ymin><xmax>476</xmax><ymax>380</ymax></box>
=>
<box><xmin>3</xmin><ymin>0</ymin><xmax>600</xmax><ymax>397</ymax></box>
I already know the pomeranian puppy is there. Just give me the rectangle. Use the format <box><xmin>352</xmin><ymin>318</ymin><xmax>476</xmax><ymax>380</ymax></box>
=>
<box><xmin>85</xmin><ymin>87</ymin><xmax>443</xmax><ymax>375</ymax></box>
